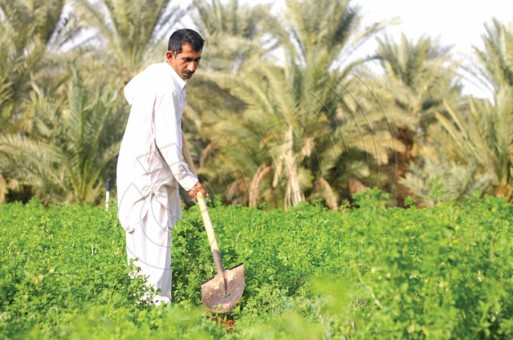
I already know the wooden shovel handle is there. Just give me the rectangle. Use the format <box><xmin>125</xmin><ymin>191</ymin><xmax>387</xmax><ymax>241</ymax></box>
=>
<box><xmin>197</xmin><ymin>192</ymin><xmax>225</xmax><ymax>276</ymax></box>
<box><xmin>181</xmin><ymin>132</ymin><xmax>225</xmax><ymax>276</ymax></box>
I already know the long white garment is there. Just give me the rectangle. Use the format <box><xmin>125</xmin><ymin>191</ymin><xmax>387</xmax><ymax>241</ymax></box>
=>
<box><xmin>126</xmin><ymin>199</ymin><xmax>172</xmax><ymax>304</ymax></box>
<box><xmin>117</xmin><ymin>62</ymin><xmax>198</xmax><ymax>301</ymax></box>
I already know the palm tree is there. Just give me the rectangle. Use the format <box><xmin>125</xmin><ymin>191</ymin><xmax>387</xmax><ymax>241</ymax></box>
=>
<box><xmin>404</xmin><ymin>20</ymin><xmax>513</xmax><ymax>200</ymax></box>
<box><xmin>473</xmin><ymin>18</ymin><xmax>513</xmax><ymax>92</ymax></box>
<box><xmin>74</xmin><ymin>0</ymin><xmax>185</xmax><ymax>84</ymax></box>
<box><xmin>428</xmin><ymin>19</ymin><xmax>513</xmax><ymax>201</ymax></box>
<box><xmin>0</xmin><ymin>0</ymin><xmax>81</xmax><ymax>201</ymax></box>
<box><xmin>373</xmin><ymin>34</ymin><xmax>460</xmax><ymax>128</ymax></box>
<box><xmin>190</xmin><ymin>0</ymin><xmax>278</xmax><ymax>73</ymax></box>
<box><xmin>357</xmin><ymin>34</ymin><xmax>462</xmax><ymax>205</ymax></box>
<box><xmin>0</xmin><ymin>0</ymin><xmax>78</xmax><ymax>133</ymax></box>
<box><xmin>430</xmin><ymin>96</ymin><xmax>510</xmax><ymax>200</ymax></box>
<box><xmin>204</xmin><ymin>0</ymin><xmax>389</xmax><ymax>209</ymax></box>
<box><xmin>476</xmin><ymin>19</ymin><xmax>513</xmax><ymax>198</ymax></box>
<box><xmin>0</xmin><ymin>66</ymin><xmax>125</xmax><ymax>203</ymax></box>
<box><xmin>180</xmin><ymin>0</ymin><xmax>278</xmax><ymax>204</ymax></box>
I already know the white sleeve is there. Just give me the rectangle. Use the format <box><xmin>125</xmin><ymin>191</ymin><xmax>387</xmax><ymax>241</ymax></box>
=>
<box><xmin>154</xmin><ymin>91</ymin><xmax>198</xmax><ymax>191</ymax></box>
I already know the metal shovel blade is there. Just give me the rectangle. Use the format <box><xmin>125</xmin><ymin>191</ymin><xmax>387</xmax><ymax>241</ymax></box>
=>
<box><xmin>201</xmin><ymin>263</ymin><xmax>245</xmax><ymax>313</ymax></box>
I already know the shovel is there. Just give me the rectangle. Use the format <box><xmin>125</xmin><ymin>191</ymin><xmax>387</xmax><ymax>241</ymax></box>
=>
<box><xmin>181</xmin><ymin>134</ymin><xmax>244</xmax><ymax>312</ymax></box>
<box><xmin>197</xmin><ymin>192</ymin><xmax>245</xmax><ymax>313</ymax></box>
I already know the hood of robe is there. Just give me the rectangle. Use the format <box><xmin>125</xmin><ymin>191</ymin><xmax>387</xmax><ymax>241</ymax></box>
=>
<box><xmin>124</xmin><ymin>73</ymin><xmax>142</xmax><ymax>106</ymax></box>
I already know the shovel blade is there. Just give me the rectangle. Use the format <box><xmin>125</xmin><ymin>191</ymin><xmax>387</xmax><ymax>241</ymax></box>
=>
<box><xmin>201</xmin><ymin>263</ymin><xmax>245</xmax><ymax>313</ymax></box>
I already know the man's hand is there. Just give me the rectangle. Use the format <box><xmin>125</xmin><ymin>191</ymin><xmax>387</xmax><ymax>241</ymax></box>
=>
<box><xmin>187</xmin><ymin>182</ymin><xmax>207</xmax><ymax>201</ymax></box>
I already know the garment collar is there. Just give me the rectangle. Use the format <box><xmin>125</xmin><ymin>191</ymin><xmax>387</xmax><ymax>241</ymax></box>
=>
<box><xmin>165</xmin><ymin>62</ymin><xmax>187</xmax><ymax>92</ymax></box>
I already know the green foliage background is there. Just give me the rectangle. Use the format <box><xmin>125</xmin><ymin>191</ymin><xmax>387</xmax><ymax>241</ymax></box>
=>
<box><xmin>1</xmin><ymin>194</ymin><xmax>513</xmax><ymax>338</ymax></box>
<box><xmin>3</xmin><ymin>0</ymin><xmax>513</xmax><ymax>208</ymax></box>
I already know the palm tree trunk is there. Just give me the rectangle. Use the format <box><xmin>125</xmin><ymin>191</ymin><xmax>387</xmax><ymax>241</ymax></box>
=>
<box><xmin>393</xmin><ymin>125</ymin><xmax>415</xmax><ymax>206</ymax></box>
<box><xmin>315</xmin><ymin>177</ymin><xmax>338</xmax><ymax>210</ymax></box>
<box><xmin>284</xmin><ymin>126</ymin><xmax>302</xmax><ymax>209</ymax></box>
<box><xmin>249</xmin><ymin>164</ymin><xmax>271</xmax><ymax>207</ymax></box>
<box><xmin>0</xmin><ymin>174</ymin><xmax>6</xmax><ymax>203</ymax></box>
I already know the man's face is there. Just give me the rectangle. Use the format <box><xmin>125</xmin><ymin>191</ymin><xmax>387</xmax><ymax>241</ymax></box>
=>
<box><xmin>166</xmin><ymin>44</ymin><xmax>202</xmax><ymax>80</ymax></box>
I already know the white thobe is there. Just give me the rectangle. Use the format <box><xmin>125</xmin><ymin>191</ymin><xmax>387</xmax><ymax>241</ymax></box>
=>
<box><xmin>116</xmin><ymin>62</ymin><xmax>198</xmax><ymax>303</ymax></box>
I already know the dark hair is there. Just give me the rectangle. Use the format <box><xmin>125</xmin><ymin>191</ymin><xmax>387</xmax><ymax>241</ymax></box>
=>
<box><xmin>168</xmin><ymin>29</ymin><xmax>204</xmax><ymax>54</ymax></box>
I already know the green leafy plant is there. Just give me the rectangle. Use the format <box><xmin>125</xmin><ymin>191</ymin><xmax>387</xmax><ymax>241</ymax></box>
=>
<box><xmin>1</xmin><ymin>194</ymin><xmax>513</xmax><ymax>338</ymax></box>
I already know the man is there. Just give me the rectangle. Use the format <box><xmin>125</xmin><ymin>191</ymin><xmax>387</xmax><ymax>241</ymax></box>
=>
<box><xmin>116</xmin><ymin>29</ymin><xmax>207</xmax><ymax>305</ymax></box>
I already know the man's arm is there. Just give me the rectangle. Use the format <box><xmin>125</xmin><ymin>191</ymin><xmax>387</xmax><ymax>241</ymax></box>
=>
<box><xmin>181</xmin><ymin>131</ymin><xmax>207</xmax><ymax>201</ymax></box>
<box><xmin>154</xmin><ymin>92</ymin><xmax>198</xmax><ymax>191</ymax></box>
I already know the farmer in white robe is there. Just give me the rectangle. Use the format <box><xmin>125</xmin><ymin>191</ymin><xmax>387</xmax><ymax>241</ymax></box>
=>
<box><xmin>116</xmin><ymin>29</ymin><xmax>207</xmax><ymax>305</ymax></box>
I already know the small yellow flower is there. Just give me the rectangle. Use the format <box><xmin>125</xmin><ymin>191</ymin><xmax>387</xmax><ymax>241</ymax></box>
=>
<box><xmin>33</xmin><ymin>275</ymin><xmax>43</xmax><ymax>285</ymax></box>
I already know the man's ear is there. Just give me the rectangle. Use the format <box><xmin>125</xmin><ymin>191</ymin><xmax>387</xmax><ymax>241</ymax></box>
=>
<box><xmin>166</xmin><ymin>51</ymin><xmax>175</xmax><ymax>62</ymax></box>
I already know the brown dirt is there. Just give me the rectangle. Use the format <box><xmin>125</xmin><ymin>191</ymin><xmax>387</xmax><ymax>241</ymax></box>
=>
<box><xmin>208</xmin><ymin>315</ymin><xmax>237</xmax><ymax>332</ymax></box>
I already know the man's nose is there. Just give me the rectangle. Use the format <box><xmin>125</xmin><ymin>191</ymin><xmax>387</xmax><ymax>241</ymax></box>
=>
<box><xmin>188</xmin><ymin>63</ymin><xmax>197</xmax><ymax>72</ymax></box>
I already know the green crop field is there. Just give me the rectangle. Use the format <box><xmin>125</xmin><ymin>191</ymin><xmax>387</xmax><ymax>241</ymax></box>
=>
<box><xmin>1</xmin><ymin>192</ymin><xmax>513</xmax><ymax>338</ymax></box>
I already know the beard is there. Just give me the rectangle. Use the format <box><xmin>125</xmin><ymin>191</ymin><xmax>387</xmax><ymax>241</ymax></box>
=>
<box><xmin>182</xmin><ymin>71</ymin><xmax>194</xmax><ymax>79</ymax></box>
